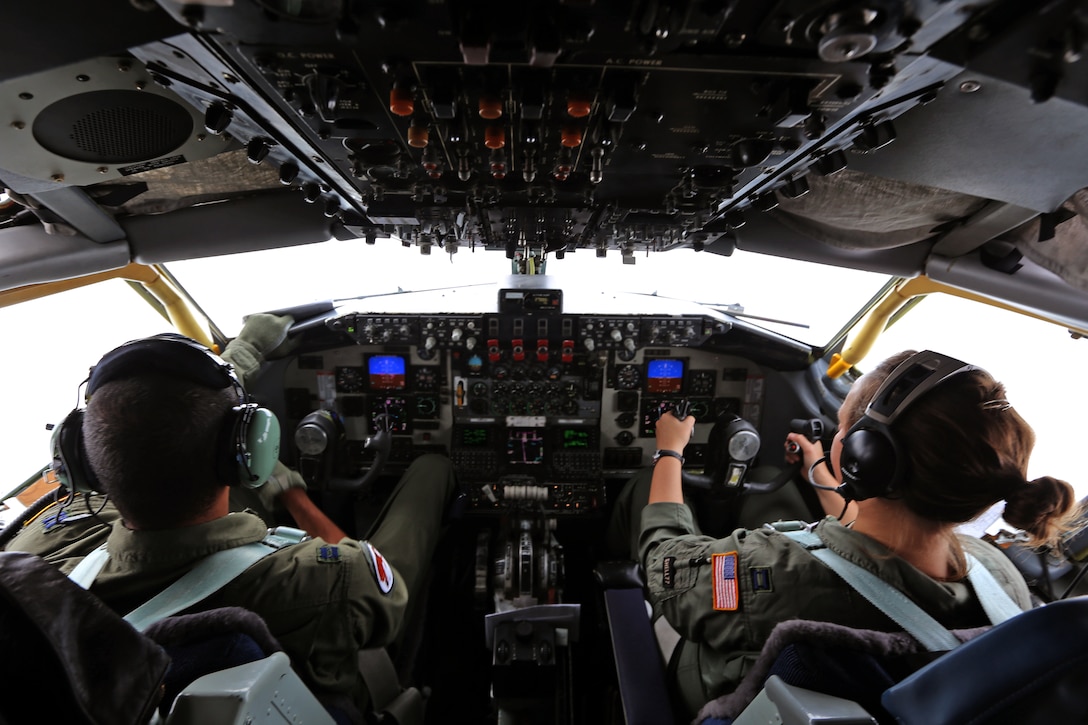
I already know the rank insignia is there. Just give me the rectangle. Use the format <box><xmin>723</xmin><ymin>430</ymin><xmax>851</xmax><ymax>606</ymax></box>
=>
<box><xmin>317</xmin><ymin>545</ymin><xmax>340</xmax><ymax>562</ymax></box>
<box><xmin>750</xmin><ymin>567</ymin><xmax>773</xmax><ymax>592</ymax></box>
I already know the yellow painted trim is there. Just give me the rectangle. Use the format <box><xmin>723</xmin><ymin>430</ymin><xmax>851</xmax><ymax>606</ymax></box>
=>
<box><xmin>827</xmin><ymin>275</ymin><xmax>1088</xmax><ymax>378</ymax></box>
<box><xmin>0</xmin><ymin>263</ymin><xmax>215</xmax><ymax>349</ymax></box>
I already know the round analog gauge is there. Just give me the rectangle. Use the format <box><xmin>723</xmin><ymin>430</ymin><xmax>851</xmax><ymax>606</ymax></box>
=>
<box><xmin>615</xmin><ymin>364</ymin><xmax>641</xmax><ymax>390</ymax></box>
<box><xmin>335</xmin><ymin>366</ymin><xmax>365</xmax><ymax>393</ymax></box>
<box><xmin>471</xmin><ymin>381</ymin><xmax>490</xmax><ymax>397</ymax></box>
<box><xmin>415</xmin><ymin>395</ymin><xmax>438</xmax><ymax>418</ymax></box>
<box><xmin>688</xmin><ymin>370</ymin><xmax>716</xmax><ymax>396</ymax></box>
<box><xmin>689</xmin><ymin>401</ymin><xmax>711</xmax><ymax>420</ymax></box>
<box><xmin>413</xmin><ymin>366</ymin><xmax>438</xmax><ymax>391</ymax></box>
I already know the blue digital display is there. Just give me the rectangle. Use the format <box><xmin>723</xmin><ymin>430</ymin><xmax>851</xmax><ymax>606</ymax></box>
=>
<box><xmin>646</xmin><ymin>359</ymin><xmax>684</xmax><ymax>393</ymax></box>
<box><xmin>368</xmin><ymin>355</ymin><xmax>406</xmax><ymax>390</ymax></box>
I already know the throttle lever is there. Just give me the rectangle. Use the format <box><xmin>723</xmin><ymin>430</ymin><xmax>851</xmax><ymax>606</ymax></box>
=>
<box><xmin>785</xmin><ymin>417</ymin><xmax>824</xmax><ymax>454</ymax></box>
<box><xmin>671</xmin><ymin>399</ymin><xmax>692</xmax><ymax>421</ymax></box>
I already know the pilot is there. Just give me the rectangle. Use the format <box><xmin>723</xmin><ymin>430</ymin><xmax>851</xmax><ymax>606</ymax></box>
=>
<box><xmin>3</xmin><ymin>330</ymin><xmax>458</xmax><ymax>722</ymax></box>
<box><xmin>610</xmin><ymin>350</ymin><xmax>1078</xmax><ymax>720</ymax></box>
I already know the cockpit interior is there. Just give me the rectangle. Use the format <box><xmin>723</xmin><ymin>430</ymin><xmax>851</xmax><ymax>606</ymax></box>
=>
<box><xmin>3</xmin><ymin>1</ymin><xmax>1088</xmax><ymax>723</ymax></box>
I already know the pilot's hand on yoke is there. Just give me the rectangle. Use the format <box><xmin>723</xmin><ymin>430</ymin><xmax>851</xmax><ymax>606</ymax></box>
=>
<box><xmin>784</xmin><ymin>433</ymin><xmax>824</xmax><ymax>470</ymax></box>
<box><xmin>257</xmin><ymin>460</ymin><xmax>308</xmax><ymax>512</ymax></box>
<box><xmin>655</xmin><ymin>411</ymin><xmax>695</xmax><ymax>454</ymax></box>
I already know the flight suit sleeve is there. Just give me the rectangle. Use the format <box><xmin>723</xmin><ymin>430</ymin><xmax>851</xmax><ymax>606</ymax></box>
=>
<box><xmin>225</xmin><ymin>535</ymin><xmax>408</xmax><ymax>700</ymax></box>
<box><xmin>638</xmin><ymin>502</ymin><xmax>757</xmax><ymax>651</ymax></box>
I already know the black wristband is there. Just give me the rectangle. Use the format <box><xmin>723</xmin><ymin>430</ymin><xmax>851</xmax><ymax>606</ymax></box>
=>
<box><xmin>652</xmin><ymin>449</ymin><xmax>685</xmax><ymax>465</ymax></box>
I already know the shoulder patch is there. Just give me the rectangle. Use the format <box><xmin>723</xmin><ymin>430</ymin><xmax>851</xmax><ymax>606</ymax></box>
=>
<box><xmin>366</xmin><ymin>542</ymin><xmax>395</xmax><ymax>595</ymax></box>
<box><xmin>712</xmin><ymin>552</ymin><xmax>739</xmax><ymax>611</ymax></box>
<box><xmin>316</xmin><ymin>544</ymin><xmax>341</xmax><ymax>562</ymax></box>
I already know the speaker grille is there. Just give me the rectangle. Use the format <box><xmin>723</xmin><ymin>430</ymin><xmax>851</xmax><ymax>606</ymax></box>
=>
<box><xmin>33</xmin><ymin>90</ymin><xmax>194</xmax><ymax>164</ymax></box>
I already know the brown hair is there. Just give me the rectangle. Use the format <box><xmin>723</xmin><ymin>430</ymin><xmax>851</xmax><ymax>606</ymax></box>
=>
<box><xmin>862</xmin><ymin>353</ymin><xmax>1078</xmax><ymax>549</ymax></box>
<box><xmin>83</xmin><ymin>373</ymin><xmax>239</xmax><ymax>529</ymax></box>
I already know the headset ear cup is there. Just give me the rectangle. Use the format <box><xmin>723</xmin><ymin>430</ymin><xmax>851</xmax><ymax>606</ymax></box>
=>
<box><xmin>221</xmin><ymin>404</ymin><xmax>281</xmax><ymax>488</ymax></box>
<box><xmin>51</xmin><ymin>409</ymin><xmax>103</xmax><ymax>494</ymax></box>
<box><xmin>838</xmin><ymin>425</ymin><xmax>899</xmax><ymax>501</ymax></box>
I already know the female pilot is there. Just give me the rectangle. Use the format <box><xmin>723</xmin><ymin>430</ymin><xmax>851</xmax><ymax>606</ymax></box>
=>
<box><xmin>633</xmin><ymin>350</ymin><xmax>1079</xmax><ymax>720</ymax></box>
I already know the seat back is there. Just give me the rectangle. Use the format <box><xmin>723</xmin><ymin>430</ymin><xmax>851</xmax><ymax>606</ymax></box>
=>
<box><xmin>0</xmin><ymin>551</ymin><xmax>328</xmax><ymax>724</ymax></box>
<box><xmin>881</xmin><ymin>596</ymin><xmax>1088</xmax><ymax>725</ymax></box>
<box><xmin>143</xmin><ymin>606</ymin><xmax>284</xmax><ymax>717</ymax></box>
<box><xmin>0</xmin><ymin>551</ymin><xmax>170</xmax><ymax>725</ymax></box>
<box><xmin>697</xmin><ymin>619</ymin><xmax>988</xmax><ymax>724</ymax></box>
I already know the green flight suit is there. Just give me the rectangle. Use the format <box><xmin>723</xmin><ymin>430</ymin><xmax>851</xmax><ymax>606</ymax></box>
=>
<box><xmin>5</xmin><ymin>453</ymin><xmax>456</xmax><ymax>718</ymax></box>
<box><xmin>610</xmin><ymin>470</ymin><xmax>1033</xmax><ymax>718</ymax></box>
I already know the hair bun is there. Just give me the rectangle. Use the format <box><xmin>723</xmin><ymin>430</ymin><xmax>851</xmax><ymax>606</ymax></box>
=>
<box><xmin>1003</xmin><ymin>476</ymin><xmax>1077</xmax><ymax>545</ymax></box>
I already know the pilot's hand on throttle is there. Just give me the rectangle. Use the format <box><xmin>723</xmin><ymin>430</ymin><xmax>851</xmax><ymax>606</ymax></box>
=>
<box><xmin>655</xmin><ymin>411</ymin><xmax>695</xmax><ymax>453</ymax></box>
<box><xmin>257</xmin><ymin>461</ymin><xmax>308</xmax><ymax>511</ymax></box>
<box><xmin>221</xmin><ymin>313</ymin><xmax>297</xmax><ymax>387</ymax></box>
<box><xmin>784</xmin><ymin>433</ymin><xmax>824</xmax><ymax>469</ymax></box>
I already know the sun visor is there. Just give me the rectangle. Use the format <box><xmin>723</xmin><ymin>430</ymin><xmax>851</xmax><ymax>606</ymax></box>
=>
<box><xmin>124</xmin><ymin>189</ymin><xmax>337</xmax><ymax>264</ymax></box>
<box><xmin>0</xmin><ymin>223</ymin><xmax>130</xmax><ymax>292</ymax></box>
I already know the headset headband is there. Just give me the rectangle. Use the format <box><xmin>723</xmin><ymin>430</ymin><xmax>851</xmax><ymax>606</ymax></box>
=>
<box><xmin>835</xmin><ymin>350</ymin><xmax>981</xmax><ymax>502</ymax></box>
<box><xmin>87</xmin><ymin>333</ymin><xmax>238</xmax><ymax>398</ymax></box>
<box><xmin>863</xmin><ymin>350</ymin><xmax>977</xmax><ymax>426</ymax></box>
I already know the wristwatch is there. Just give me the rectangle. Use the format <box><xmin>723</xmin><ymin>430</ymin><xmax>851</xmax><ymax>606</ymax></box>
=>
<box><xmin>652</xmin><ymin>449</ymin><xmax>685</xmax><ymax>465</ymax></box>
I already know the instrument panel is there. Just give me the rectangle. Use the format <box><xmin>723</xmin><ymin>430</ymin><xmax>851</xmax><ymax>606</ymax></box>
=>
<box><xmin>278</xmin><ymin>310</ymin><xmax>764</xmax><ymax>515</ymax></box>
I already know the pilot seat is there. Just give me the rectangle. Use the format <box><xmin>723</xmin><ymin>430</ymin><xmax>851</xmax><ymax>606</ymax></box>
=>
<box><xmin>0</xmin><ymin>550</ymin><xmax>421</xmax><ymax>725</ymax></box>
<box><xmin>594</xmin><ymin>556</ymin><xmax>1088</xmax><ymax>725</ymax></box>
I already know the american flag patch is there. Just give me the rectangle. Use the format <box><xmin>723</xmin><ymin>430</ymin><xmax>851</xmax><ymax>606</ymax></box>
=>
<box><xmin>712</xmin><ymin>552</ymin><xmax>739</xmax><ymax>611</ymax></box>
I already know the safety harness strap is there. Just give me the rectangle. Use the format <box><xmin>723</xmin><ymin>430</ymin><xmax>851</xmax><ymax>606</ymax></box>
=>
<box><xmin>963</xmin><ymin>553</ymin><xmax>1022</xmax><ymax>626</ymax></box>
<box><xmin>780</xmin><ymin>528</ymin><xmax>1020</xmax><ymax>652</ymax></box>
<box><xmin>66</xmin><ymin>526</ymin><xmax>308</xmax><ymax>631</ymax></box>
<box><xmin>782</xmin><ymin>529</ymin><xmax>959</xmax><ymax>652</ymax></box>
<box><xmin>67</xmin><ymin>542</ymin><xmax>109</xmax><ymax>589</ymax></box>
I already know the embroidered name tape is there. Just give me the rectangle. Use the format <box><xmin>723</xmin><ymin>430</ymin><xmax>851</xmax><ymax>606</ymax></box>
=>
<box><xmin>366</xmin><ymin>542</ymin><xmax>395</xmax><ymax>595</ymax></box>
<box><xmin>712</xmin><ymin>552</ymin><xmax>739</xmax><ymax>611</ymax></box>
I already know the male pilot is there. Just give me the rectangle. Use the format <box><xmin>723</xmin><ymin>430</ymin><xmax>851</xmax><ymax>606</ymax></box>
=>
<box><xmin>4</xmin><ymin>323</ymin><xmax>457</xmax><ymax>721</ymax></box>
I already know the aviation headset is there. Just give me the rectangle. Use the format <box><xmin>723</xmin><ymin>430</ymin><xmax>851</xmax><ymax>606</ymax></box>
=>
<box><xmin>51</xmin><ymin>333</ymin><xmax>280</xmax><ymax>494</ymax></box>
<box><xmin>837</xmin><ymin>350</ymin><xmax>977</xmax><ymax>502</ymax></box>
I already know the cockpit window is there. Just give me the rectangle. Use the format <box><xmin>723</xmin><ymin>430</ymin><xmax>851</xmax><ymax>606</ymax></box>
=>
<box><xmin>166</xmin><ymin>241</ymin><xmax>891</xmax><ymax>345</ymax></box>
<box><xmin>0</xmin><ymin>282</ymin><xmax>169</xmax><ymax>489</ymax></box>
